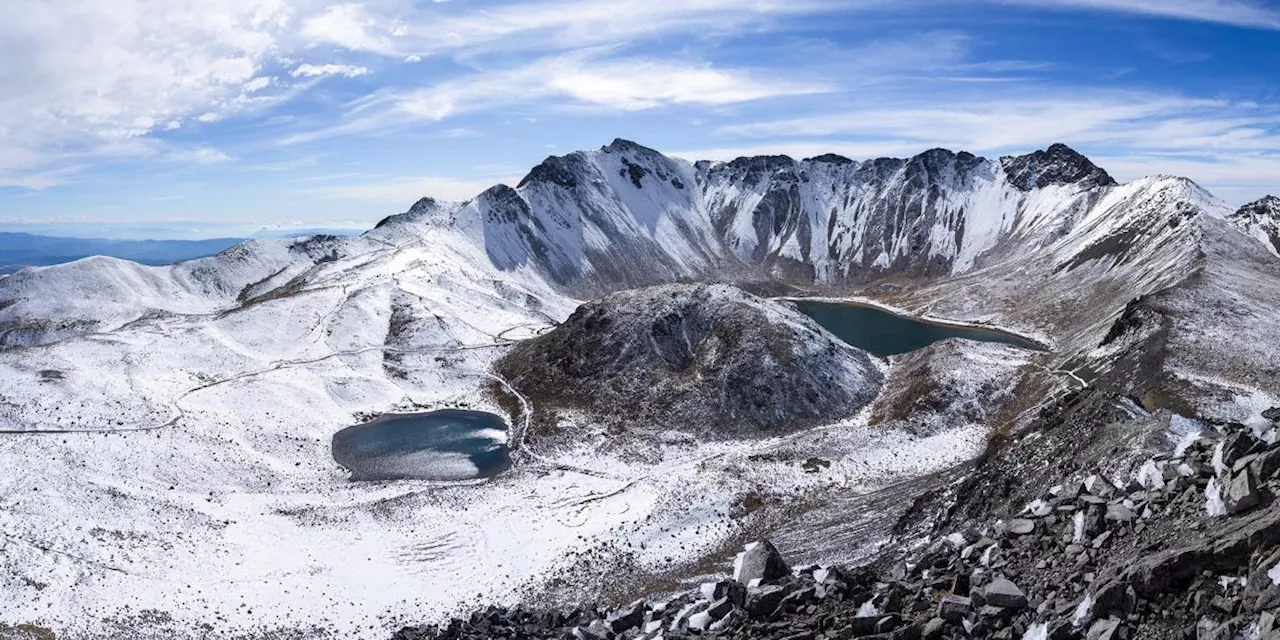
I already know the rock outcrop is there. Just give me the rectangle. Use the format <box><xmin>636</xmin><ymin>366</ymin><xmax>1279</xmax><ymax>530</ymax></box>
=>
<box><xmin>495</xmin><ymin>283</ymin><xmax>884</xmax><ymax>441</ymax></box>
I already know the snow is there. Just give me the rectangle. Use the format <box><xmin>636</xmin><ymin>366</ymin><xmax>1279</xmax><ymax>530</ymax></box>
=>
<box><xmin>1171</xmin><ymin>417</ymin><xmax>1205</xmax><ymax>457</ymax></box>
<box><xmin>686</xmin><ymin>610</ymin><xmax>713</xmax><ymax>631</ymax></box>
<box><xmin>1205</xmin><ymin>477</ymin><xmax>1228</xmax><ymax>517</ymax></box>
<box><xmin>1072</xmin><ymin>595</ymin><xmax>1094</xmax><ymax>629</ymax></box>
<box><xmin>1212</xmin><ymin>441</ymin><xmax>1228</xmax><ymax>477</ymax></box>
<box><xmin>1024</xmin><ymin>499</ymin><xmax>1053</xmax><ymax>517</ymax></box>
<box><xmin>1269</xmin><ymin>560</ymin><xmax>1280</xmax><ymax>587</ymax></box>
<box><xmin>1022</xmin><ymin>622</ymin><xmax>1049</xmax><ymax>640</ymax></box>
<box><xmin>1136</xmin><ymin>460</ymin><xmax>1165</xmax><ymax>491</ymax></box>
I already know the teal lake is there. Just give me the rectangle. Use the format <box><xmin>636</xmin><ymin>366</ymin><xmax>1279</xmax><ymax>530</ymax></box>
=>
<box><xmin>790</xmin><ymin>300</ymin><xmax>1046</xmax><ymax>357</ymax></box>
<box><xmin>332</xmin><ymin>409</ymin><xmax>511</xmax><ymax>481</ymax></box>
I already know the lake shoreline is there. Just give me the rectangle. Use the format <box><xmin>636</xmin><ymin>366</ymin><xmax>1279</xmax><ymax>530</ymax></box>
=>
<box><xmin>774</xmin><ymin>295</ymin><xmax>1052</xmax><ymax>353</ymax></box>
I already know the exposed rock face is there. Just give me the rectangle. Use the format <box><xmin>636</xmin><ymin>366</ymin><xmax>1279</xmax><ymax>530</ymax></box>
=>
<box><xmin>999</xmin><ymin>142</ymin><xmax>1117</xmax><ymax>191</ymax></box>
<box><xmin>1229</xmin><ymin>195</ymin><xmax>1280</xmax><ymax>257</ymax></box>
<box><xmin>494</xmin><ymin>283</ymin><xmax>884</xmax><ymax>440</ymax></box>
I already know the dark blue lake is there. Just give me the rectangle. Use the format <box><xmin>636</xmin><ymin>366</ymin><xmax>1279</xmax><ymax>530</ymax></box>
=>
<box><xmin>332</xmin><ymin>409</ymin><xmax>511</xmax><ymax>481</ymax></box>
<box><xmin>789</xmin><ymin>300</ymin><xmax>1046</xmax><ymax>357</ymax></box>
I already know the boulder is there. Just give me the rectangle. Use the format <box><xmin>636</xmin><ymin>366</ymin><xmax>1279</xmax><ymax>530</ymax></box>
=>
<box><xmin>606</xmin><ymin>600</ymin><xmax>645</xmax><ymax>634</ymax></box>
<box><xmin>734</xmin><ymin>540</ymin><xmax>791</xmax><ymax>585</ymax></box>
<box><xmin>1225</xmin><ymin>470</ymin><xmax>1260</xmax><ymax>514</ymax></box>
<box><xmin>704</xmin><ymin>579</ymin><xmax>747</xmax><ymax>608</ymax></box>
<box><xmin>705</xmin><ymin>597</ymin><xmax>734</xmax><ymax>621</ymax></box>
<box><xmin>775</xmin><ymin>586</ymin><xmax>816</xmax><ymax>613</ymax></box>
<box><xmin>938</xmin><ymin>594</ymin><xmax>972</xmax><ymax>623</ymax></box>
<box><xmin>1263</xmin><ymin>407</ymin><xmax>1280</xmax><ymax>421</ymax></box>
<box><xmin>1084</xmin><ymin>476</ymin><xmax>1116</xmax><ymax>499</ymax></box>
<box><xmin>1104</xmin><ymin>504</ymin><xmax>1135</xmax><ymax>523</ymax></box>
<box><xmin>745</xmin><ymin>585</ymin><xmax>789</xmax><ymax>619</ymax></box>
<box><xmin>1087</xmin><ymin>617</ymin><xmax>1119</xmax><ymax>640</ymax></box>
<box><xmin>1220</xmin><ymin>431</ymin><xmax>1262</xmax><ymax>468</ymax></box>
<box><xmin>983</xmin><ymin>578</ymin><xmax>1028</xmax><ymax>609</ymax></box>
<box><xmin>1252</xmin><ymin>449</ymin><xmax>1280</xmax><ymax>482</ymax></box>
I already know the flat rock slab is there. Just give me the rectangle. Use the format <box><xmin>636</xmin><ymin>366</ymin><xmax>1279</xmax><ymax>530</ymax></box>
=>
<box><xmin>1006</xmin><ymin>519</ymin><xmax>1036</xmax><ymax>535</ymax></box>
<box><xmin>983</xmin><ymin>577</ymin><xmax>1028</xmax><ymax>609</ymax></box>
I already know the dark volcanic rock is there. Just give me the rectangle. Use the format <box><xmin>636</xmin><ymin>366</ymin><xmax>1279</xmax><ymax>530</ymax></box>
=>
<box><xmin>735</xmin><ymin>539</ymin><xmax>792</xmax><ymax>585</ymax></box>
<box><xmin>495</xmin><ymin>283</ymin><xmax>884</xmax><ymax>439</ymax></box>
<box><xmin>1000</xmin><ymin>142</ymin><xmax>1117</xmax><ymax>191</ymax></box>
<box><xmin>1229</xmin><ymin>196</ymin><xmax>1280</xmax><ymax>255</ymax></box>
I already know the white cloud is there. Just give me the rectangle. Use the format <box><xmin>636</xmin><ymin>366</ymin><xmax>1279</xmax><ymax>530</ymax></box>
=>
<box><xmin>1</xmin><ymin>0</ymin><xmax>1276</xmax><ymax>199</ymax></box>
<box><xmin>996</xmin><ymin>0</ymin><xmax>1280</xmax><ymax>29</ymax></box>
<box><xmin>291</xmin><ymin>63</ymin><xmax>372</xmax><ymax>78</ymax></box>
<box><xmin>168</xmin><ymin>147</ymin><xmax>236</xmax><ymax>165</ymax></box>
<box><xmin>0</xmin><ymin>0</ymin><xmax>300</xmax><ymax>187</ymax></box>
<box><xmin>714</xmin><ymin>94</ymin><xmax>1269</xmax><ymax>153</ymax></box>
<box><xmin>282</xmin><ymin>52</ymin><xmax>829</xmax><ymax>144</ymax></box>
<box><xmin>305</xmin><ymin>0</ymin><xmax>862</xmax><ymax>58</ymax></box>
<box><xmin>441</xmin><ymin>128</ymin><xmax>481</xmax><ymax>138</ymax></box>
<box><xmin>243</xmin><ymin>76</ymin><xmax>274</xmax><ymax>92</ymax></box>
<box><xmin>301</xmin><ymin>3</ymin><xmax>408</xmax><ymax>56</ymax></box>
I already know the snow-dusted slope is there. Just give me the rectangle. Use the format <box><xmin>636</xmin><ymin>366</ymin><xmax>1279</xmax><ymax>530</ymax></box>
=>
<box><xmin>0</xmin><ymin>235</ymin><xmax>386</xmax><ymax>348</ymax></box>
<box><xmin>0</xmin><ymin>140</ymin><xmax>1276</xmax><ymax>639</ymax></box>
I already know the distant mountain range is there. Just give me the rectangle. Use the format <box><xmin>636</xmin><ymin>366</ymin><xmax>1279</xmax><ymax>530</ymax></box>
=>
<box><xmin>0</xmin><ymin>227</ymin><xmax>371</xmax><ymax>275</ymax></box>
<box><xmin>0</xmin><ymin>232</ymin><xmax>244</xmax><ymax>274</ymax></box>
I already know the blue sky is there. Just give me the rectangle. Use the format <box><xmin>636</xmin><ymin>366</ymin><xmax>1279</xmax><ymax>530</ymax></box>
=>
<box><xmin>0</xmin><ymin>0</ymin><xmax>1277</xmax><ymax>239</ymax></box>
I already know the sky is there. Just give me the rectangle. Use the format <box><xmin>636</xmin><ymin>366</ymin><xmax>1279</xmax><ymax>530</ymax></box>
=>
<box><xmin>0</xmin><ymin>0</ymin><xmax>1277</xmax><ymax>239</ymax></box>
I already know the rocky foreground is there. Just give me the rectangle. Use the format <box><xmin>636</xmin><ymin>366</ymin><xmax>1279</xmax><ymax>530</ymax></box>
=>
<box><xmin>394</xmin><ymin>409</ymin><xmax>1280</xmax><ymax>640</ymax></box>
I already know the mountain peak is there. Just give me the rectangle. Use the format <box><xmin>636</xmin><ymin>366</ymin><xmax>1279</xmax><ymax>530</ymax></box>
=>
<box><xmin>372</xmin><ymin>197</ymin><xmax>444</xmax><ymax>229</ymax></box>
<box><xmin>803</xmin><ymin>153</ymin><xmax>854</xmax><ymax>165</ymax></box>
<box><xmin>517</xmin><ymin>153</ymin><xmax>583</xmax><ymax>189</ymax></box>
<box><xmin>603</xmin><ymin>138</ymin><xmax>661</xmax><ymax>155</ymax></box>
<box><xmin>408</xmin><ymin>197</ymin><xmax>438</xmax><ymax>213</ymax></box>
<box><xmin>1000</xmin><ymin>143</ymin><xmax>1117</xmax><ymax>191</ymax></box>
<box><xmin>1240</xmin><ymin>195</ymin><xmax>1280</xmax><ymax>212</ymax></box>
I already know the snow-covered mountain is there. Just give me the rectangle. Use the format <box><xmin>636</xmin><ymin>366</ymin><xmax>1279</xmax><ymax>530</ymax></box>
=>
<box><xmin>0</xmin><ymin>140</ymin><xmax>1195</xmax><ymax>349</ymax></box>
<box><xmin>0</xmin><ymin>140</ymin><xmax>1277</xmax><ymax>640</ymax></box>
